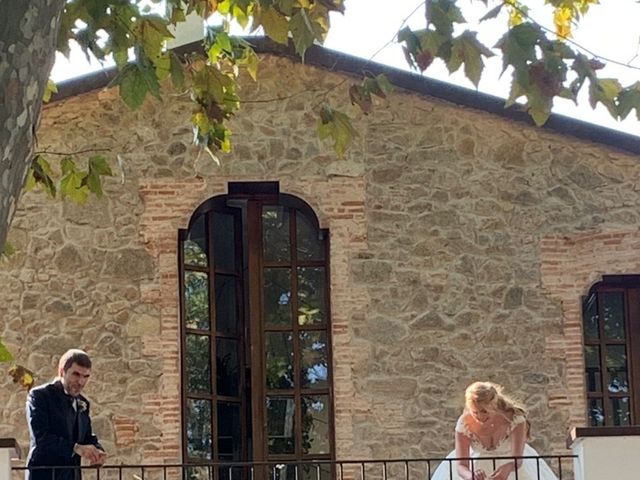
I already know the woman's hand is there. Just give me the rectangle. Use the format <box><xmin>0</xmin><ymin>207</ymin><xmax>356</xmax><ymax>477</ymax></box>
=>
<box><xmin>489</xmin><ymin>464</ymin><xmax>514</xmax><ymax>480</ymax></box>
<box><xmin>469</xmin><ymin>469</ymin><xmax>487</xmax><ymax>480</ymax></box>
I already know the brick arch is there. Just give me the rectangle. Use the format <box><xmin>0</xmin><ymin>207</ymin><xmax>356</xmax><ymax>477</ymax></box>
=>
<box><xmin>135</xmin><ymin>176</ymin><xmax>369</xmax><ymax>461</ymax></box>
<box><xmin>540</xmin><ymin>229</ymin><xmax>640</xmax><ymax>435</ymax></box>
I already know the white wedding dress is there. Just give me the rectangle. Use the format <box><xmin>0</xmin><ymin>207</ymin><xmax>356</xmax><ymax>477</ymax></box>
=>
<box><xmin>430</xmin><ymin>415</ymin><xmax>559</xmax><ymax>480</ymax></box>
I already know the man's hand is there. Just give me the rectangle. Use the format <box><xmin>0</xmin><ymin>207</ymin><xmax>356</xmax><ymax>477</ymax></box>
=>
<box><xmin>74</xmin><ymin>444</ymin><xmax>107</xmax><ymax>465</ymax></box>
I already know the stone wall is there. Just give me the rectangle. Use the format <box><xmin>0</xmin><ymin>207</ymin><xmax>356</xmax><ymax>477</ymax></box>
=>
<box><xmin>1</xmin><ymin>53</ymin><xmax>639</xmax><ymax>465</ymax></box>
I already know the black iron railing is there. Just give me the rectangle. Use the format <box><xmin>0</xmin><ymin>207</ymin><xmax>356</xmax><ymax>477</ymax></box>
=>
<box><xmin>12</xmin><ymin>456</ymin><xmax>576</xmax><ymax>480</ymax></box>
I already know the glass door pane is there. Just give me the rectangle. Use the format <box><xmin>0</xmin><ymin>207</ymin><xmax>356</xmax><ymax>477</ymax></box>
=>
<box><xmin>182</xmin><ymin>202</ymin><xmax>246</xmax><ymax>468</ymax></box>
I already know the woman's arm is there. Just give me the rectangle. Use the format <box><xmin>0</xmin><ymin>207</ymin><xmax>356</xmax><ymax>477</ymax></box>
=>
<box><xmin>455</xmin><ymin>430</ymin><xmax>486</xmax><ymax>480</ymax></box>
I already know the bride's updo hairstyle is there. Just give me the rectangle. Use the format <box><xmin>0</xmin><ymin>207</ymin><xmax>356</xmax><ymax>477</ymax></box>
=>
<box><xmin>465</xmin><ymin>381</ymin><xmax>530</xmax><ymax>434</ymax></box>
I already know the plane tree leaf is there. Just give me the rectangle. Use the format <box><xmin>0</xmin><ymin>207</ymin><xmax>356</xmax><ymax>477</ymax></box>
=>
<box><xmin>618</xmin><ymin>82</ymin><xmax>640</xmax><ymax>121</ymax></box>
<box><xmin>0</xmin><ymin>340</ymin><xmax>13</xmax><ymax>362</ymax></box>
<box><xmin>8</xmin><ymin>364</ymin><xmax>35</xmax><ymax>391</ymax></box>
<box><xmin>317</xmin><ymin>105</ymin><xmax>358</xmax><ymax>157</ymax></box>
<box><xmin>447</xmin><ymin>31</ymin><xmax>494</xmax><ymax>86</ymax></box>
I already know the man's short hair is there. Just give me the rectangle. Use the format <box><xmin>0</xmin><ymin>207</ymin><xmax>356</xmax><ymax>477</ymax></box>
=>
<box><xmin>58</xmin><ymin>349</ymin><xmax>92</xmax><ymax>373</ymax></box>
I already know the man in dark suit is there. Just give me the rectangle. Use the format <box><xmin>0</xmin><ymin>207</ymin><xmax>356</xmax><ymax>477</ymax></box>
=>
<box><xmin>26</xmin><ymin>349</ymin><xmax>107</xmax><ymax>480</ymax></box>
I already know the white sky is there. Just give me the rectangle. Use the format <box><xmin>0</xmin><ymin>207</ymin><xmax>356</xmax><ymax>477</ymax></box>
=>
<box><xmin>51</xmin><ymin>0</ymin><xmax>640</xmax><ymax>137</ymax></box>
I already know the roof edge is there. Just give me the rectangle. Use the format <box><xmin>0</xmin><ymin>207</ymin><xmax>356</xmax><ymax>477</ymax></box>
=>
<box><xmin>50</xmin><ymin>36</ymin><xmax>640</xmax><ymax>155</ymax></box>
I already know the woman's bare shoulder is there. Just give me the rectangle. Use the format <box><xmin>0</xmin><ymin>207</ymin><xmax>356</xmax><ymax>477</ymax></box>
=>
<box><xmin>455</xmin><ymin>413</ymin><xmax>472</xmax><ymax>434</ymax></box>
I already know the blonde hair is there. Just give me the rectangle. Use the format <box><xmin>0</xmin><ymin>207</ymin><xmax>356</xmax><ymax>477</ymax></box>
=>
<box><xmin>465</xmin><ymin>381</ymin><xmax>530</xmax><ymax>434</ymax></box>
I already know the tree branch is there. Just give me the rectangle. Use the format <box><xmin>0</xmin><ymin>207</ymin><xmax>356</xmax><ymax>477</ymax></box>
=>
<box><xmin>34</xmin><ymin>147</ymin><xmax>111</xmax><ymax>156</ymax></box>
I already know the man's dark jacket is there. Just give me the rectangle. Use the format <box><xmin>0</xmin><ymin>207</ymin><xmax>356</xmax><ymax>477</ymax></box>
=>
<box><xmin>25</xmin><ymin>380</ymin><xmax>102</xmax><ymax>480</ymax></box>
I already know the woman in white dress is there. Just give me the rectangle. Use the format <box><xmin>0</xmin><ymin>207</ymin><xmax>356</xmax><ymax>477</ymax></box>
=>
<box><xmin>430</xmin><ymin>381</ymin><xmax>558</xmax><ymax>480</ymax></box>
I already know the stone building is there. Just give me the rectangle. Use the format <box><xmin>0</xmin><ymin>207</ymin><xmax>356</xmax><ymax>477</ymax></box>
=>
<box><xmin>1</xmin><ymin>38</ymin><xmax>639</xmax><ymax>474</ymax></box>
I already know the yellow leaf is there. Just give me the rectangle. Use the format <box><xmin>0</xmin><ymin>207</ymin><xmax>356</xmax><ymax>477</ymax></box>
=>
<box><xmin>192</xmin><ymin>111</ymin><xmax>211</xmax><ymax>132</ymax></box>
<box><xmin>8</xmin><ymin>364</ymin><xmax>36</xmax><ymax>391</ymax></box>
<box><xmin>553</xmin><ymin>7</ymin><xmax>573</xmax><ymax>39</ymax></box>
<box><xmin>505</xmin><ymin>0</ymin><xmax>523</xmax><ymax>27</ymax></box>
<box><xmin>244</xmin><ymin>49</ymin><xmax>259</xmax><ymax>81</ymax></box>
<box><xmin>42</xmin><ymin>79</ymin><xmax>58</xmax><ymax>103</ymax></box>
<box><xmin>22</xmin><ymin>372</ymin><xmax>34</xmax><ymax>388</ymax></box>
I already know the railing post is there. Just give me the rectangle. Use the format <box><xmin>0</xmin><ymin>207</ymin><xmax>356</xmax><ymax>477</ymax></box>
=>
<box><xmin>0</xmin><ymin>438</ymin><xmax>22</xmax><ymax>479</ymax></box>
<box><xmin>569</xmin><ymin>426</ymin><xmax>640</xmax><ymax>480</ymax></box>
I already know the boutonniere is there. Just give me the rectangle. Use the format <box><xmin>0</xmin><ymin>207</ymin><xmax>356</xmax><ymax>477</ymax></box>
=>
<box><xmin>77</xmin><ymin>399</ymin><xmax>88</xmax><ymax>412</ymax></box>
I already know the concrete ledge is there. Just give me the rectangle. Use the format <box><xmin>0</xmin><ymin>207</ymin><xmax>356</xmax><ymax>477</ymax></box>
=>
<box><xmin>0</xmin><ymin>438</ymin><xmax>21</xmax><ymax>459</ymax></box>
<box><xmin>569</xmin><ymin>428</ymin><xmax>640</xmax><ymax>480</ymax></box>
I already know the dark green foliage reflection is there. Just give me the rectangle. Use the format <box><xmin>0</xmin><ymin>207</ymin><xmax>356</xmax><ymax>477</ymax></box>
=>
<box><xmin>266</xmin><ymin>332</ymin><xmax>294</xmax><ymax>389</ymax></box>
<box><xmin>297</xmin><ymin>268</ymin><xmax>325</xmax><ymax>326</ymax></box>
<box><xmin>184</xmin><ymin>215</ymin><xmax>208</xmax><ymax>267</ymax></box>
<box><xmin>300</xmin><ymin>332</ymin><xmax>328</xmax><ymax>389</ymax></box>
<box><xmin>582</xmin><ymin>293</ymin><xmax>599</xmax><ymax>339</ymax></box>
<box><xmin>301</xmin><ymin>395</ymin><xmax>330</xmax><ymax>455</ymax></box>
<box><xmin>602</xmin><ymin>292</ymin><xmax>625</xmax><ymax>340</ymax></box>
<box><xmin>263</xmin><ymin>206</ymin><xmax>290</xmax><ymax>262</ymax></box>
<box><xmin>185</xmin><ymin>271</ymin><xmax>210</xmax><ymax>330</ymax></box>
<box><xmin>186</xmin><ymin>334</ymin><xmax>211</xmax><ymax>393</ymax></box>
<box><xmin>296</xmin><ymin>213</ymin><xmax>324</xmax><ymax>261</ymax></box>
<box><xmin>267</xmin><ymin>397</ymin><xmax>295</xmax><ymax>454</ymax></box>
<box><xmin>187</xmin><ymin>399</ymin><xmax>212</xmax><ymax>459</ymax></box>
<box><xmin>264</xmin><ymin>268</ymin><xmax>292</xmax><ymax>326</ymax></box>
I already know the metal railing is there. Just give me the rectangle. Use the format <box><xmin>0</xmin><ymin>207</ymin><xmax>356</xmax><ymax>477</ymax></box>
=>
<box><xmin>12</xmin><ymin>456</ymin><xmax>577</xmax><ymax>480</ymax></box>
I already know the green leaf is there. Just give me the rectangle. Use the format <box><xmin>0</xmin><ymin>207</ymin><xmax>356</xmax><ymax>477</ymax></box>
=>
<box><xmin>60</xmin><ymin>171</ymin><xmax>90</xmax><ymax>204</ymax></box>
<box><xmin>217</xmin><ymin>31</ymin><xmax>232</xmax><ymax>52</ymax></box>
<box><xmin>136</xmin><ymin>50</ymin><xmax>162</xmax><ymax>100</ymax></box>
<box><xmin>448</xmin><ymin>32</ymin><xmax>493</xmax><ymax>87</ymax></box>
<box><xmin>525</xmin><ymin>85</ymin><xmax>553</xmax><ymax>126</ymax></box>
<box><xmin>138</xmin><ymin>16</ymin><xmax>174</xmax><ymax>60</ymax></box>
<box><xmin>61</xmin><ymin>156</ymin><xmax>76</xmax><ymax>175</ymax></box>
<box><xmin>505</xmin><ymin>78</ymin><xmax>525</xmax><ymax>107</ymax></box>
<box><xmin>193</xmin><ymin>65</ymin><xmax>231</xmax><ymax>104</ymax></box>
<box><xmin>233</xmin><ymin>4</ymin><xmax>251</xmax><ymax>28</ymax></box>
<box><xmin>278</xmin><ymin>0</ymin><xmax>295</xmax><ymax>15</ymax></box>
<box><xmin>2</xmin><ymin>242</ymin><xmax>15</xmax><ymax>258</ymax></box>
<box><xmin>397</xmin><ymin>27</ymin><xmax>419</xmax><ymax>49</ymax></box>
<box><xmin>118</xmin><ymin>65</ymin><xmax>150</xmax><ymax>109</ymax></box>
<box><xmin>31</xmin><ymin>155</ymin><xmax>56</xmax><ymax>198</ymax></box>
<box><xmin>316</xmin><ymin>105</ymin><xmax>357</xmax><ymax>157</ymax></box>
<box><xmin>242</xmin><ymin>48</ymin><xmax>259</xmax><ymax>81</ymax></box>
<box><xmin>528</xmin><ymin>104</ymin><xmax>551</xmax><ymax>126</ymax></box>
<box><xmin>154</xmin><ymin>52</ymin><xmax>172</xmax><ymax>81</ymax></box>
<box><xmin>618</xmin><ymin>82</ymin><xmax>640</xmax><ymax>120</ymax></box>
<box><xmin>496</xmin><ymin>22</ymin><xmax>541</xmax><ymax>73</ymax></box>
<box><xmin>83</xmin><ymin>159</ymin><xmax>109</xmax><ymax>197</ymax></box>
<box><xmin>429</xmin><ymin>0</ymin><xmax>466</xmax><ymax>35</ymax></box>
<box><xmin>480</xmin><ymin>4</ymin><xmax>503</xmax><ymax>22</ymax></box>
<box><xmin>24</xmin><ymin>169</ymin><xmax>36</xmax><ymax>191</ymax></box>
<box><xmin>375</xmin><ymin>74</ymin><xmax>394</xmax><ymax>95</ymax></box>
<box><xmin>260</xmin><ymin>6</ymin><xmax>290</xmax><ymax>44</ymax></box>
<box><xmin>170</xmin><ymin>53</ymin><xmax>185</xmax><ymax>89</ymax></box>
<box><xmin>589</xmin><ymin>78</ymin><xmax>622</xmax><ymax>118</ymax></box>
<box><xmin>289</xmin><ymin>10</ymin><xmax>317</xmax><ymax>57</ymax></box>
<box><xmin>114</xmin><ymin>49</ymin><xmax>130</xmax><ymax>68</ymax></box>
<box><xmin>0</xmin><ymin>340</ymin><xmax>13</xmax><ymax>362</ymax></box>
<box><xmin>89</xmin><ymin>155</ymin><xmax>113</xmax><ymax>176</ymax></box>
<box><xmin>85</xmin><ymin>171</ymin><xmax>103</xmax><ymax>197</ymax></box>
<box><xmin>419</xmin><ymin>30</ymin><xmax>448</xmax><ymax>58</ymax></box>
